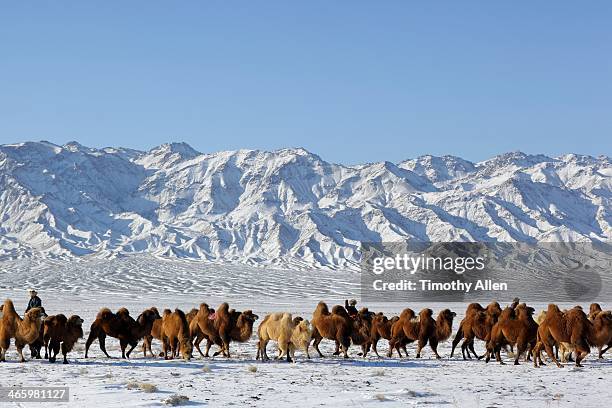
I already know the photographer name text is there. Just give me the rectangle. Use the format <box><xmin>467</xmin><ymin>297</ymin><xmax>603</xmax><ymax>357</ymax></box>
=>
<box><xmin>372</xmin><ymin>279</ymin><xmax>508</xmax><ymax>293</ymax></box>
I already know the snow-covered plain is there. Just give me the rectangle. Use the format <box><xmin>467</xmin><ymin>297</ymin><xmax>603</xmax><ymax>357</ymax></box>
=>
<box><xmin>0</xmin><ymin>257</ymin><xmax>610</xmax><ymax>407</ymax></box>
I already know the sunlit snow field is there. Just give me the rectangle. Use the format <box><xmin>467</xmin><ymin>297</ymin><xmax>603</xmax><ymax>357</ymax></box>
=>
<box><xmin>0</xmin><ymin>256</ymin><xmax>610</xmax><ymax>407</ymax></box>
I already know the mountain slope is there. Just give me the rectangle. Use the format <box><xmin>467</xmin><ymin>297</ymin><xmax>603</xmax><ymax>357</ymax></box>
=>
<box><xmin>0</xmin><ymin>141</ymin><xmax>610</xmax><ymax>268</ymax></box>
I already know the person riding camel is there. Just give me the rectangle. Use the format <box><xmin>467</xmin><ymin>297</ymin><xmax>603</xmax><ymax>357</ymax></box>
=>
<box><xmin>345</xmin><ymin>299</ymin><xmax>358</xmax><ymax>318</ymax></box>
<box><xmin>26</xmin><ymin>288</ymin><xmax>42</xmax><ymax>313</ymax></box>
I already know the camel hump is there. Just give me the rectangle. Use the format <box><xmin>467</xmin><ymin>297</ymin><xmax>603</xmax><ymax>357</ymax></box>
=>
<box><xmin>97</xmin><ymin>307</ymin><xmax>114</xmax><ymax>320</ymax></box>
<box><xmin>174</xmin><ymin>308</ymin><xmax>186</xmax><ymax>320</ymax></box>
<box><xmin>2</xmin><ymin>299</ymin><xmax>16</xmax><ymax>315</ymax></box>
<box><xmin>331</xmin><ymin>305</ymin><xmax>350</xmax><ymax>319</ymax></box>
<box><xmin>217</xmin><ymin>302</ymin><xmax>230</xmax><ymax>315</ymax></box>
<box><xmin>55</xmin><ymin>314</ymin><xmax>68</xmax><ymax>325</ymax></box>
<box><xmin>315</xmin><ymin>301</ymin><xmax>330</xmax><ymax>315</ymax></box>
<box><xmin>400</xmin><ymin>308</ymin><xmax>415</xmax><ymax>320</ymax></box>
<box><xmin>117</xmin><ymin>307</ymin><xmax>130</xmax><ymax>318</ymax></box>
<box><xmin>420</xmin><ymin>308</ymin><xmax>433</xmax><ymax>318</ymax></box>
<box><xmin>163</xmin><ymin>308</ymin><xmax>172</xmax><ymax>316</ymax></box>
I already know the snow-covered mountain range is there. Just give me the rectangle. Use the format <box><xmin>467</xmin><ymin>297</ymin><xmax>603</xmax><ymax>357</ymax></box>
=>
<box><xmin>0</xmin><ymin>141</ymin><xmax>610</xmax><ymax>269</ymax></box>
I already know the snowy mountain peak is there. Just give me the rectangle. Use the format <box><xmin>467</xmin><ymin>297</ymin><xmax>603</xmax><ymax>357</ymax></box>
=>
<box><xmin>0</xmin><ymin>141</ymin><xmax>610</xmax><ymax>268</ymax></box>
<box><xmin>150</xmin><ymin>142</ymin><xmax>200</xmax><ymax>157</ymax></box>
<box><xmin>136</xmin><ymin>142</ymin><xmax>200</xmax><ymax>169</ymax></box>
<box><xmin>399</xmin><ymin>154</ymin><xmax>476</xmax><ymax>183</ymax></box>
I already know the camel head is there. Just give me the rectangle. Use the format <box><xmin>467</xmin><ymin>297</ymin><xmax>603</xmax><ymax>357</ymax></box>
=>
<box><xmin>25</xmin><ymin>307</ymin><xmax>46</xmax><ymax>321</ymax></box>
<box><xmin>439</xmin><ymin>309</ymin><xmax>456</xmax><ymax>321</ymax></box>
<box><xmin>373</xmin><ymin>313</ymin><xmax>388</xmax><ymax>325</ymax></box>
<box><xmin>180</xmin><ymin>338</ymin><xmax>193</xmax><ymax>361</ymax></box>
<box><xmin>68</xmin><ymin>315</ymin><xmax>84</xmax><ymax>326</ymax></box>
<box><xmin>149</xmin><ymin>307</ymin><xmax>161</xmax><ymax>319</ymax></box>
<box><xmin>241</xmin><ymin>310</ymin><xmax>259</xmax><ymax>324</ymax></box>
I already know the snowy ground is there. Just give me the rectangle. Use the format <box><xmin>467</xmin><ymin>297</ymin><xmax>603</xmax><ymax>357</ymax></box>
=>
<box><xmin>0</xmin><ymin>256</ymin><xmax>610</xmax><ymax>407</ymax></box>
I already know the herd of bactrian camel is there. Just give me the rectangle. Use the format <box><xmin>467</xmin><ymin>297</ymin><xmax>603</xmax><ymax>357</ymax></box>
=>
<box><xmin>0</xmin><ymin>298</ymin><xmax>610</xmax><ymax>368</ymax></box>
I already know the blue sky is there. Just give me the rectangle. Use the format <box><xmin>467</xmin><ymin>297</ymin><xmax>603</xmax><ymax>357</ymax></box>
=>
<box><xmin>1</xmin><ymin>2</ymin><xmax>610</xmax><ymax>164</ymax></box>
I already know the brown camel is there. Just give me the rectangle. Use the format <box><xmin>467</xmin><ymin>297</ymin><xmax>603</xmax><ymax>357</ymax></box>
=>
<box><xmin>588</xmin><ymin>310</ymin><xmax>612</xmax><ymax>359</ymax></box>
<box><xmin>28</xmin><ymin>307</ymin><xmax>47</xmax><ymax>360</ymax></box>
<box><xmin>533</xmin><ymin>304</ymin><xmax>592</xmax><ymax>368</ymax></box>
<box><xmin>311</xmin><ymin>302</ymin><xmax>352</xmax><ymax>358</ymax></box>
<box><xmin>43</xmin><ymin>314</ymin><xmax>84</xmax><ymax>364</ymax></box>
<box><xmin>0</xmin><ymin>300</ymin><xmax>46</xmax><ymax>362</ymax></box>
<box><xmin>214</xmin><ymin>304</ymin><xmax>258</xmax><ymax>358</ymax></box>
<box><xmin>84</xmin><ymin>307</ymin><xmax>159</xmax><ymax>359</ymax></box>
<box><xmin>414</xmin><ymin>308</ymin><xmax>456</xmax><ymax>359</ymax></box>
<box><xmin>485</xmin><ymin>304</ymin><xmax>538</xmax><ymax>365</ymax></box>
<box><xmin>369</xmin><ymin>313</ymin><xmax>398</xmax><ymax>358</ymax></box>
<box><xmin>142</xmin><ymin>308</ymin><xmax>171</xmax><ymax>357</ymax></box>
<box><xmin>347</xmin><ymin>307</ymin><xmax>374</xmax><ymax>357</ymax></box>
<box><xmin>388</xmin><ymin>308</ymin><xmax>417</xmax><ymax>357</ymax></box>
<box><xmin>451</xmin><ymin>301</ymin><xmax>502</xmax><ymax>360</ymax></box>
<box><xmin>160</xmin><ymin>309</ymin><xmax>193</xmax><ymax>360</ymax></box>
<box><xmin>191</xmin><ymin>303</ymin><xmax>221</xmax><ymax>357</ymax></box>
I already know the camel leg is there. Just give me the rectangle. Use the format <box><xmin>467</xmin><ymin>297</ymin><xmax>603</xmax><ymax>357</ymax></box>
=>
<box><xmin>312</xmin><ymin>333</ymin><xmax>324</xmax><ymax>358</ymax></box>
<box><xmin>120</xmin><ymin>339</ymin><xmax>128</xmax><ymax>359</ymax></box>
<box><xmin>387</xmin><ymin>339</ymin><xmax>395</xmax><ymax>357</ymax></box>
<box><xmin>372</xmin><ymin>339</ymin><xmax>381</xmax><ymax>358</ymax></box>
<box><xmin>415</xmin><ymin>338</ymin><xmax>427</xmax><ymax>358</ymax></box>
<box><xmin>61</xmin><ymin>343</ymin><xmax>70</xmax><ymax>364</ymax></box>
<box><xmin>461</xmin><ymin>341</ymin><xmax>469</xmax><ymax>360</ymax></box>
<box><xmin>450</xmin><ymin>326</ymin><xmax>464</xmax><ymax>358</ymax></box>
<box><xmin>333</xmin><ymin>340</ymin><xmax>341</xmax><ymax>356</ymax></box>
<box><xmin>514</xmin><ymin>342</ymin><xmax>525</xmax><ymax>365</ymax></box>
<box><xmin>430</xmin><ymin>338</ymin><xmax>441</xmax><ymax>359</ymax></box>
<box><xmin>574</xmin><ymin>340</ymin><xmax>589</xmax><ymax>367</ymax></box>
<box><xmin>533</xmin><ymin>342</ymin><xmax>541</xmax><ymax>367</ymax></box>
<box><xmin>543</xmin><ymin>340</ymin><xmax>562</xmax><ymax>368</ymax></box>
<box><xmin>204</xmin><ymin>339</ymin><xmax>212</xmax><ymax>358</ymax></box>
<box><xmin>261</xmin><ymin>340</ymin><xmax>269</xmax><ymax>360</ymax></box>
<box><xmin>98</xmin><ymin>333</ymin><xmax>112</xmax><ymax>358</ymax></box>
<box><xmin>84</xmin><ymin>328</ymin><xmax>100</xmax><ymax>358</ymax></box>
<box><xmin>126</xmin><ymin>341</ymin><xmax>138</xmax><ymax>359</ymax></box>
<box><xmin>471</xmin><ymin>341</ymin><xmax>485</xmax><ymax>360</ymax></box>
<box><xmin>142</xmin><ymin>336</ymin><xmax>151</xmax><ymax>357</ymax></box>
<box><xmin>17</xmin><ymin>345</ymin><xmax>26</xmax><ymax>363</ymax></box>
<box><xmin>286</xmin><ymin>341</ymin><xmax>293</xmax><ymax>362</ymax></box>
<box><xmin>495</xmin><ymin>345</ymin><xmax>505</xmax><ymax>364</ymax></box>
<box><xmin>193</xmin><ymin>334</ymin><xmax>205</xmax><ymax>358</ymax></box>
<box><xmin>49</xmin><ymin>340</ymin><xmax>60</xmax><ymax>363</ymax></box>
